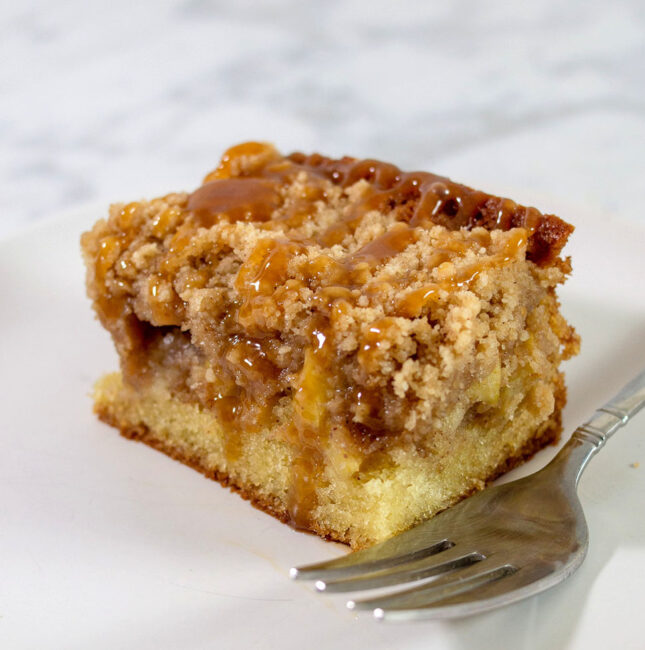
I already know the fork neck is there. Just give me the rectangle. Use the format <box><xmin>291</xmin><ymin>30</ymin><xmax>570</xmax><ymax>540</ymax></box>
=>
<box><xmin>544</xmin><ymin>367</ymin><xmax>645</xmax><ymax>488</ymax></box>
<box><xmin>542</xmin><ymin>434</ymin><xmax>598</xmax><ymax>488</ymax></box>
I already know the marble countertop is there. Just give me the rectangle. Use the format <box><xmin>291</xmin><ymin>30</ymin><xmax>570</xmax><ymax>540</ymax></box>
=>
<box><xmin>2</xmin><ymin>0</ymin><xmax>645</xmax><ymax>240</ymax></box>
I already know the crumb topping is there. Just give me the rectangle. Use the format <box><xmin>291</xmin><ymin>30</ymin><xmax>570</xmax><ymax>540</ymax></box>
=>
<box><xmin>82</xmin><ymin>142</ymin><xmax>579</xmax><ymax>529</ymax></box>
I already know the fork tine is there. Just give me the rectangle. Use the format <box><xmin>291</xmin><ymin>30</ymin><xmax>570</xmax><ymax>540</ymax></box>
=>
<box><xmin>290</xmin><ymin>533</ymin><xmax>453</xmax><ymax>581</ymax></box>
<box><xmin>348</xmin><ymin>562</ymin><xmax>517</xmax><ymax>616</ymax></box>
<box><xmin>369</xmin><ymin>566</ymin><xmax>558</xmax><ymax>621</ymax></box>
<box><xmin>317</xmin><ymin>547</ymin><xmax>484</xmax><ymax>593</ymax></box>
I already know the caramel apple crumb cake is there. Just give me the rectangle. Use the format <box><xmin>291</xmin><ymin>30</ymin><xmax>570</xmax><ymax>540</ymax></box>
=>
<box><xmin>82</xmin><ymin>142</ymin><xmax>579</xmax><ymax>549</ymax></box>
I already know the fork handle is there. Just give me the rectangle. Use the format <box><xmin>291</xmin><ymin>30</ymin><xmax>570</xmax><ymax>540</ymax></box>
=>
<box><xmin>551</xmin><ymin>368</ymin><xmax>645</xmax><ymax>486</ymax></box>
<box><xmin>573</xmin><ymin>368</ymin><xmax>645</xmax><ymax>448</ymax></box>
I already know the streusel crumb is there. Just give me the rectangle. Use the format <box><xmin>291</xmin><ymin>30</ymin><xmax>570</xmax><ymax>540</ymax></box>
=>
<box><xmin>83</xmin><ymin>142</ymin><xmax>579</xmax><ymax>547</ymax></box>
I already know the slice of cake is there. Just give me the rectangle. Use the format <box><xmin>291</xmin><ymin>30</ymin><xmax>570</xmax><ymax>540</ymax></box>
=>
<box><xmin>82</xmin><ymin>142</ymin><xmax>579</xmax><ymax>549</ymax></box>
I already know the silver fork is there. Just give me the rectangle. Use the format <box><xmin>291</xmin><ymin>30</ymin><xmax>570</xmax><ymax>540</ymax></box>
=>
<box><xmin>290</xmin><ymin>369</ymin><xmax>645</xmax><ymax>621</ymax></box>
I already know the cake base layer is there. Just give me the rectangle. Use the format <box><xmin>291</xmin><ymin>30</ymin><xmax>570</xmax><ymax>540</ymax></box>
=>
<box><xmin>94</xmin><ymin>371</ymin><xmax>565</xmax><ymax>549</ymax></box>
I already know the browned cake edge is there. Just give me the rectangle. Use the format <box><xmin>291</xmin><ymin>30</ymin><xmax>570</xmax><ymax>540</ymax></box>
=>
<box><xmin>95</xmin><ymin>377</ymin><xmax>566</xmax><ymax>549</ymax></box>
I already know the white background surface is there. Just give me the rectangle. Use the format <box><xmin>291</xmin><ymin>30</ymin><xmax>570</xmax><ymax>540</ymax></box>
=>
<box><xmin>2</xmin><ymin>1</ymin><xmax>645</xmax><ymax>648</ymax></box>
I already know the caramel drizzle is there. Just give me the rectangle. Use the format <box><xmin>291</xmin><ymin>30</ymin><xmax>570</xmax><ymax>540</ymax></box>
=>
<box><xmin>228</xmin><ymin>230</ymin><xmax>526</xmax><ymax>529</ymax></box>
<box><xmin>185</xmin><ymin>144</ymin><xmax>542</xmax><ymax>529</ymax></box>
<box><xmin>93</xmin><ymin>142</ymin><xmax>570</xmax><ymax>531</ymax></box>
<box><xmin>187</xmin><ymin>142</ymin><xmax>571</xmax><ymax>265</ymax></box>
<box><xmin>286</xmin><ymin>326</ymin><xmax>332</xmax><ymax>530</ymax></box>
<box><xmin>397</xmin><ymin>229</ymin><xmax>527</xmax><ymax>318</ymax></box>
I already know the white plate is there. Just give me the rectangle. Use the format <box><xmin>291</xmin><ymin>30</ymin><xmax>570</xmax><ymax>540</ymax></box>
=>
<box><xmin>1</xmin><ymin>202</ymin><xmax>644</xmax><ymax>650</ymax></box>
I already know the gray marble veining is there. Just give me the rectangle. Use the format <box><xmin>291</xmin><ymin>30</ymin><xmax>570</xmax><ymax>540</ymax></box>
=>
<box><xmin>1</xmin><ymin>0</ymin><xmax>644</xmax><ymax>239</ymax></box>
